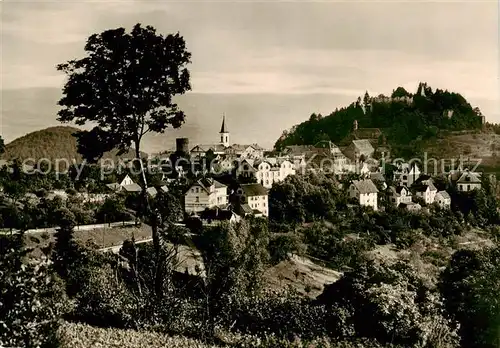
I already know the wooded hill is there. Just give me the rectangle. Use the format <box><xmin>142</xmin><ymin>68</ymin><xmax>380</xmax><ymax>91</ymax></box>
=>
<box><xmin>274</xmin><ymin>83</ymin><xmax>485</xmax><ymax>158</ymax></box>
<box><xmin>1</xmin><ymin>126</ymin><xmax>147</xmax><ymax>168</ymax></box>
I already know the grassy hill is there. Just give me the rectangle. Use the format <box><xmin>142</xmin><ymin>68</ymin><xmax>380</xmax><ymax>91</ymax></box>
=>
<box><xmin>1</xmin><ymin>126</ymin><xmax>148</xmax><ymax>168</ymax></box>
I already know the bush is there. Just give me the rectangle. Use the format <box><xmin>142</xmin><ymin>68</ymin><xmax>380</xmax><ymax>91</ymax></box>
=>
<box><xmin>75</xmin><ymin>263</ymin><xmax>140</xmax><ymax>328</ymax></box>
<box><xmin>0</xmin><ymin>235</ymin><xmax>69</xmax><ymax>348</ymax></box>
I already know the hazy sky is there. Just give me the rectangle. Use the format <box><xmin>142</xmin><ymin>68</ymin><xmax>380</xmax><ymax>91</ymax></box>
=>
<box><xmin>1</xmin><ymin>0</ymin><xmax>499</xmax><ymax>123</ymax></box>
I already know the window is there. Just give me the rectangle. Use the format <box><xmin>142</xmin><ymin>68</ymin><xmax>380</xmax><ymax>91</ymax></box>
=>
<box><xmin>195</xmin><ymin>196</ymin><xmax>199</xmax><ymax>203</ymax></box>
<box><xmin>467</xmin><ymin>184</ymin><xmax>470</xmax><ymax>191</ymax></box>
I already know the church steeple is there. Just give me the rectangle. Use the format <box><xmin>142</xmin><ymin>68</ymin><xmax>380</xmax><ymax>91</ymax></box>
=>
<box><xmin>220</xmin><ymin>113</ymin><xmax>229</xmax><ymax>147</ymax></box>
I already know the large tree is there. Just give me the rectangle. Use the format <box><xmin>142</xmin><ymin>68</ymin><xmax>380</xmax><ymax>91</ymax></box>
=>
<box><xmin>0</xmin><ymin>135</ymin><xmax>4</xmax><ymax>155</ymax></box>
<box><xmin>56</xmin><ymin>23</ymin><xmax>192</xmax><ymax>297</ymax></box>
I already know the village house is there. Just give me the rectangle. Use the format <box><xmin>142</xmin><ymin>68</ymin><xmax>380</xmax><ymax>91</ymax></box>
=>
<box><xmin>225</xmin><ymin>144</ymin><xmax>264</xmax><ymax>159</ymax></box>
<box><xmin>199</xmin><ymin>208</ymin><xmax>242</xmax><ymax>225</ymax></box>
<box><xmin>413</xmin><ymin>182</ymin><xmax>438</xmax><ymax>205</ymax></box>
<box><xmin>236</xmin><ymin>158</ymin><xmax>295</xmax><ymax>189</ymax></box>
<box><xmin>229</xmin><ymin>183</ymin><xmax>269</xmax><ymax>217</ymax></box>
<box><xmin>349</xmin><ymin>179</ymin><xmax>379</xmax><ymax>211</ymax></box>
<box><xmin>393</xmin><ymin>163</ymin><xmax>421</xmax><ymax>187</ymax></box>
<box><xmin>434</xmin><ymin>191</ymin><xmax>451</xmax><ymax>209</ymax></box>
<box><xmin>346</xmin><ymin>139</ymin><xmax>375</xmax><ymax>161</ymax></box>
<box><xmin>184</xmin><ymin>178</ymin><xmax>228</xmax><ymax>214</ymax></box>
<box><xmin>240</xmin><ymin>183</ymin><xmax>269</xmax><ymax>217</ymax></box>
<box><xmin>400</xmin><ymin>201</ymin><xmax>422</xmax><ymax>212</ymax></box>
<box><xmin>456</xmin><ymin>170</ymin><xmax>482</xmax><ymax>192</ymax></box>
<box><xmin>106</xmin><ymin>174</ymin><xmax>142</xmax><ymax>193</ymax></box>
<box><xmin>387</xmin><ymin>185</ymin><xmax>412</xmax><ymax>206</ymax></box>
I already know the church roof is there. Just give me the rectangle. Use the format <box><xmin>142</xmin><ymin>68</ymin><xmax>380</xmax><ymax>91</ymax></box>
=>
<box><xmin>220</xmin><ymin>114</ymin><xmax>228</xmax><ymax>133</ymax></box>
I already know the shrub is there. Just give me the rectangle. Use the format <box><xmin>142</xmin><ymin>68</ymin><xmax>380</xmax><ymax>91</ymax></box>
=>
<box><xmin>0</xmin><ymin>234</ymin><xmax>68</xmax><ymax>348</ymax></box>
<box><xmin>75</xmin><ymin>263</ymin><xmax>140</xmax><ymax>328</ymax></box>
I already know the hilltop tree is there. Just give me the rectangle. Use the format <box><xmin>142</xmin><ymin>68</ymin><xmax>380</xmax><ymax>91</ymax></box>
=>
<box><xmin>0</xmin><ymin>135</ymin><xmax>4</xmax><ymax>155</ymax></box>
<box><xmin>56</xmin><ymin>23</ymin><xmax>192</xmax><ymax>297</ymax></box>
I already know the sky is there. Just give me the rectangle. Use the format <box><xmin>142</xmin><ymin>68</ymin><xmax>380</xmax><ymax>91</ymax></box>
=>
<box><xmin>1</xmin><ymin>0</ymin><xmax>499</xmax><ymax>149</ymax></box>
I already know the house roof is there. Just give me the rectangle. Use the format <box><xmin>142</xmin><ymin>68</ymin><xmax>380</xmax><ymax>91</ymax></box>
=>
<box><xmin>389</xmin><ymin>185</ymin><xmax>409</xmax><ymax>196</ymax></box>
<box><xmin>146</xmin><ymin>187</ymin><xmax>157</xmax><ymax>196</ymax></box>
<box><xmin>191</xmin><ymin>144</ymin><xmax>227</xmax><ymax>153</ymax></box>
<box><xmin>437</xmin><ymin>191</ymin><xmax>451</xmax><ymax>199</ymax></box>
<box><xmin>399</xmin><ymin>202</ymin><xmax>421</xmax><ymax>209</ymax></box>
<box><xmin>370</xmin><ymin>172</ymin><xmax>385</xmax><ymax>182</ymax></box>
<box><xmin>284</xmin><ymin>145</ymin><xmax>314</xmax><ymax>155</ymax></box>
<box><xmin>229</xmin><ymin>144</ymin><xmax>264</xmax><ymax>152</ymax></box>
<box><xmin>457</xmin><ymin>171</ymin><xmax>481</xmax><ymax>184</ymax></box>
<box><xmin>414</xmin><ymin>182</ymin><xmax>437</xmax><ymax>192</ymax></box>
<box><xmin>353</xmin><ymin>128</ymin><xmax>382</xmax><ymax>140</ymax></box>
<box><xmin>352</xmin><ymin>139</ymin><xmax>374</xmax><ymax>154</ymax></box>
<box><xmin>213</xmin><ymin>180</ymin><xmax>226</xmax><ymax>189</ymax></box>
<box><xmin>106</xmin><ymin>183</ymin><xmax>122</xmax><ymax>191</ymax></box>
<box><xmin>240</xmin><ymin>204</ymin><xmax>253</xmax><ymax>214</ymax></box>
<box><xmin>122</xmin><ymin>183</ymin><xmax>142</xmax><ymax>192</ymax></box>
<box><xmin>241</xmin><ymin>183</ymin><xmax>268</xmax><ymax>197</ymax></box>
<box><xmin>351</xmin><ymin>179</ymin><xmax>378</xmax><ymax>194</ymax></box>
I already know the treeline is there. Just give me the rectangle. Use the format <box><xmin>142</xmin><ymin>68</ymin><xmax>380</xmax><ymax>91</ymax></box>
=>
<box><xmin>274</xmin><ymin>83</ymin><xmax>483</xmax><ymax>157</ymax></box>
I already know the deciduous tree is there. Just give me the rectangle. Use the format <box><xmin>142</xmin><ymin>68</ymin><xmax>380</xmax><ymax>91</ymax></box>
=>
<box><xmin>56</xmin><ymin>23</ymin><xmax>191</xmax><ymax>297</ymax></box>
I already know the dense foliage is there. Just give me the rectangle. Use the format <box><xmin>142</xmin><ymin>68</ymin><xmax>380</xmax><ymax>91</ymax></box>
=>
<box><xmin>0</xmin><ymin>234</ymin><xmax>67</xmax><ymax>347</ymax></box>
<box><xmin>441</xmin><ymin>247</ymin><xmax>500</xmax><ymax>348</ymax></box>
<box><xmin>275</xmin><ymin>83</ymin><xmax>483</xmax><ymax>157</ymax></box>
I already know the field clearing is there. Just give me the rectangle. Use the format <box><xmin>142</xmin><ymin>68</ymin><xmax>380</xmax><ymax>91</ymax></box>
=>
<box><xmin>25</xmin><ymin>224</ymin><xmax>153</xmax><ymax>257</ymax></box>
<box><xmin>58</xmin><ymin>321</ymin><xmax>221</xmax><ymax>348</ymax></box>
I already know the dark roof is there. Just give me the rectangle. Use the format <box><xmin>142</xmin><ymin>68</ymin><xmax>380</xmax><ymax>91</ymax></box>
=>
<box><xmin>200</xmin><ymin>208</ymin><xmax>234</xmax><ymax>221</ymax></box>
<box><xmin>437</xmin><ymin>191</ymin><xmax>451</xmax><ymax>199</ymax></box>
<box><xmin>241</xmin><ymin>183</ymin><xmax>268</xmax><ymax>197</ymax></box>
<box><xmin>414</xmin><ymin>182</ymin><xmax>437</xmax><ymax>192</ymax></box>
<box><xmin>353</xmin><ymin>128</ymin><xmax>382</xmax><ymax>139</ymax></box>
<box><xmin>389</xmin><ymin>185</ymin><xmax>409</xmax><ymax>196</ymax></box>
<box><xmin>220</xmin><ymin>114</ymin><xmax>228</xmax><ymax>133</ymax></box>
<box><xmin>370</xmin><ymin>172</ymin><xmax>385</xmax><ymax>182</ymax></box>
<box><xmin>399</xmin><ymin>202</ymin><xmax>421</xmax><ymax>209</ymax></box>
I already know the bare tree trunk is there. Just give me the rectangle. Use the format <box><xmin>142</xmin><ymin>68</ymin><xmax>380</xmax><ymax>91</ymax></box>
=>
<box><xmin>135</xmin><ymin>146</ymin><xmax>163</xmax><ymax>298</ymax></box>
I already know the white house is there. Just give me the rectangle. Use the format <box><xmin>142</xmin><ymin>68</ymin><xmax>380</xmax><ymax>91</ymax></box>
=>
<box><xmin>237</xmin><ymin>158</ymin><xmax>295</xmax><ymax>189</ymax></box>
<box><xmin>349</xmin><ymin>179</ymin><xmax>379</xmax><ymax>211</ymax></box>
<box><xmin>456</xmin><ymin>170</ymin><xmax>482</xmax><ymax>192</ymax></box>
<box><xmin>184</xmin><ymin>178</ymin><xmax>228</xmax><ymax>214</ymax></box>
<box><xmin>434</xmin><ymin>191</ymin><xmax>451</xmax><ymax>209</ymax></box>
<box><xmin>387</xmin><ymin>185</ymin><xmax>412</xmax><ymax>206</ymax></box>
<box><xmin>240</xmin><ymin>183</ymin><xmax>269</xmax><ymax>217</ymax></box>
<box><xmin>106</xmin><ymin>174</ymin><xmax>142</xmax><ymax>192</ymax></box>
<box><xmin>414</xmin><ymin>182</ymin><xmax>438</xmax><ymax>205</ymax></box>
<box><xmin>225</xmin><ymin>144</ymin><xmax>264</xmax><ymax>159</ymax></box>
